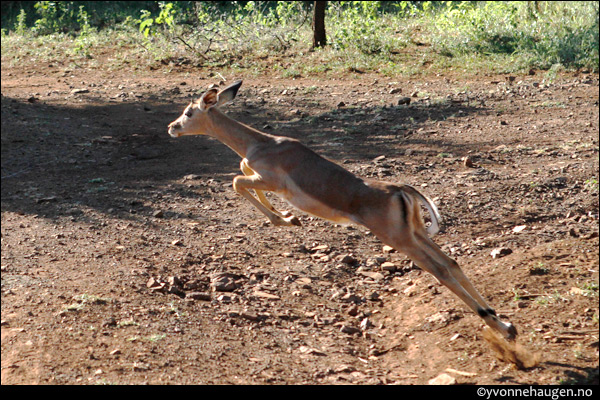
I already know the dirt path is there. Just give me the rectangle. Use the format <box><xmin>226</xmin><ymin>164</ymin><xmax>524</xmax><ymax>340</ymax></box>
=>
<box><xmin>1</xmin><ymin>62</ymin><xmax>598</xmax><ymax>384</ymax></box>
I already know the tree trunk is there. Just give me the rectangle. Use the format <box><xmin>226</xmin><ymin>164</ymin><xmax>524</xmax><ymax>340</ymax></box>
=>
<box><xmin>312</xmin><ymin>1</ymin><xmax>327</xmax><ymax>48</ymax></box>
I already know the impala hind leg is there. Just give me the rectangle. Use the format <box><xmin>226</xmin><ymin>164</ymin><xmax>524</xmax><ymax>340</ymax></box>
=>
<box><xmin>232</xmin><ymin>173</ymin><xmax>301</xmax><ymax>226</ymax></box>
<box><xmin>400</xmin><ymin>235</ymin><xmax>517</xmax><ymax>340</ymax></box>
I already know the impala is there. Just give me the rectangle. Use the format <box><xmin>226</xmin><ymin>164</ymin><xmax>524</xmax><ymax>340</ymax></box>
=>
<box><xmin>168</xmin><ymin>80</ymin><xmax>517</xmax><ymax>341</ymax></box>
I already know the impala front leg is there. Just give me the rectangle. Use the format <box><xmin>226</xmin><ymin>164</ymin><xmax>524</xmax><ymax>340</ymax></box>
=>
<box><xmin>232</xmin><ymin>174</ymin><xmax>301</xmax><ymax>226</ymax></box>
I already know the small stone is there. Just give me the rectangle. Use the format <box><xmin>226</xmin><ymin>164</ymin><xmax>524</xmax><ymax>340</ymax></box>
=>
<box><xmin>397</xmin><ymin>96</ymin><xmax>411</xmax><ymax>105</ymax></box>
<box><xmin>210</xmin><ymin>273</ymin><xmax>238</xmax><ymax>292</ymax></box>
<box><xmin>241</xmin><ymin>312</ymin><xmax>259</xmax><ymax>321</ymax></box>
<box><xmin>186</xmin><ymin>292</ymin><xmax>211</xmax><ymax>301</ymax></box>
<box><xmin>490</xmin><ymin>247</ymin><xmax>512</xmax><ymax>259</ymax></box>
<box><xmin>403</xmin><ymin>285</ymin><xmax>418</xmax><ymax>297</ymax></box>
<box><xmin>428</xmin><ymin>373</ymin><xmax>456</xmax><ymax>385</ymax></box>
<box><xmin>217</xmin><ymin>294</ymin><xmax>232</xmax><ymax>302</ymax></box>
<box><xmin>71</xmin><ymin>88</ymin><xmax>89</xmax><ymax>94</ymax></box>
<box><xmin>366</xmin><ymin>292</ymin><xmax>380</xmax><ymax>301</ymax></box>
<box><xmin>360</xmin><ymin>318</ymin><xmax>373</xmax><ymax>330</ymax></box>
<box><xmin>357</xmin><ymin>270</ymin><xmax>384</xmax><ymax>281</ymax></box>
<box><xmin>341</xmin><ymin>293</ymin><xmax>362</xmax><ymax>304</ymax></box>
<box><xmin>382</xmin><ymin>245</ymin><xmax>395</xmax><ymax>253</ymax></box>
<box><xmin>167</xmin><ymin>276</ymin><xmax>182</xmax><ymax>287</ymax></box>
<box><xmin>338</xmin><ymin>254</ymin><xmax>358</xmax><ymax>266</ymax></box>
<box><xmin>311</xmin><ymin>244</ymin><xmax>330</xmax><ymax>252</ymax></box>
<box><xmin>462</xmin><ymin>156</ymin><xmax>476</xmax><ymax>168</ymax></box>
<box><xmin>147</xmin><ymin>277</ymin><xmax>165</xmax><ymax>290</ymax></box>
<box><xmin>512</xmin><ymin>225</ymin><xmax>526</xmax><ymax>233</ymax></box>
<box><xmin>340</xmin><ymin>325</ymin><xmax>361</xmax><ymax>335</ymax></box>
<box><xmin>298</xmin><ymin>346</ymin><xmax>327</xmax><ymax>356</ymax></box>
<box><xmin>389</xmin><ymin>87</ymin><xmax>402</xmax><ymax>94</ymax></box>
<box><xmin>253</xmin><ymin>291</ymin><xmax>280</xmax><ymax>300</ymax></box>
<box><xmin>347</xmin><ymin>304</ymin><xmax>359</xmax><ymax>316</ymax></box>
<box><xmin>380</xmin><ymin>262</ymin><xmax>397</xmax><ymax>273</ymax></box>
<box><xmin>570</xmin><ymin>287</ymin><xmax>585</xmax><ymax>296</ymax></box>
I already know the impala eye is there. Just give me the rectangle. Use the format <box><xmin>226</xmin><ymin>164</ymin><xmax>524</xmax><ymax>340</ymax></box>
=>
<box><xmin>185</xmin><ymin>109</ymin><xmax>193</xmax><ymax>118</ymax></box>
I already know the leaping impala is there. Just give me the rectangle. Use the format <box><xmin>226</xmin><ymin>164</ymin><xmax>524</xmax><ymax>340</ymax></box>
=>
<box><xmin>168</xmin><ymin>80</ymin><xmax>517</xmax><ymax>341</ymax></box>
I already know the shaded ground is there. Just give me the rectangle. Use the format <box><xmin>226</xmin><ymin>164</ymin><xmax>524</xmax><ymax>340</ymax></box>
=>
<box><xmin>1</xmin><ymin>59</ymin><xmax>598</xmax><ymax>385</ymax></box>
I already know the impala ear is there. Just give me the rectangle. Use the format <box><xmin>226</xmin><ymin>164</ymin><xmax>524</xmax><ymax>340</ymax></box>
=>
<box><xmin>216</xmin><ymin>80</ymin><xmax>242</xmax><ymax>107</ymax></box>
<box><xmin>198</xmin><ymin>88</ymin><xmax>219</xmax><ymax>110</ymax></box>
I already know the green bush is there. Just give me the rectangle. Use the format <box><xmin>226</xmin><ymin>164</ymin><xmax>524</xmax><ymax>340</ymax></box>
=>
<box><xmin>1</xmin><ymin>1</ymin><xmax>598</xmax><ymax>74</ymax></box>
<box><xmin>427</xmin><ymin>1</ymin><xmax>599</xmax><ymax>71</ymax></box>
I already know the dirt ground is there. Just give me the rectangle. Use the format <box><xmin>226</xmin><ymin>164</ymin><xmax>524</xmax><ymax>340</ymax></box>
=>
<box><xmin>1</xmin><ymin>56</ymin><xmax>598</xmax><ymax>385</ymax></box>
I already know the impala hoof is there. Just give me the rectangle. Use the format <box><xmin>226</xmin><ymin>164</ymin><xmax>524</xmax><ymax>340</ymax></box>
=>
<box><xmin>505</xmin><ymin>323</ymin><xmax>518</xmax><ymax>341</ymax></box>
<box><xmin>287</xmin><ymin>216</ymin><xmax>302</xmax><ymax>226</ymax></box>
<box><xmin>271</xmin><ymin>214</ymin><xmax>301</xmax><ymax>226</ymax></box>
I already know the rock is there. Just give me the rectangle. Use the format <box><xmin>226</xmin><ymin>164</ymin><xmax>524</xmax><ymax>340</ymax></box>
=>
<box><xmin>253</xmin><ymin>291</ymin><xmax>280</xmax><ymax>300</ymax></box>
<box><xmin>366</xmin><ymin>291</ymin><xmax>380</xmax><ymax>301</ymax></box>
<box><xmin>311</xmin><ymin>244</ymin><xmax>330</xmax><ymax>253</ymax></box>
<box><xmin>152</xmin><ymin>210</ymin><xmax>164</xmax><ymax>218</ymax></box>
<box><xmin>389</xmin><ymin>87</ymin><xmax>402</xmax><ymax>94</ymax></box>
<box><xmin>71</xmin><ymin>88</ymin><xmax>89</xmax><ymax>94</ymax></box>
<box><xmin>397</xmin><ymin>96</ymin><xmax>411</xmax><ymax>105</ymax></box>
<box><xmin>360</xmin><ymin>317</ymin><xmax>373</xmax><ymax>330</ymax></box>
<box><xmin>241</xmin><ymin>312</ymin><xmax>259</xmax><ymax>321</ymax></box>
<box><xmin>380</xmin><ymin>262</ymin><xmax>397</xmax><ymax>273</ymax></box>
<box><xmin>462</xmin><ymin>156</ymin><xmax>476</xmax><ymax>168</ymax></box>
<box><xmin>512</xmin><ymin>225</ymin><xmax>526</xmax><ymax>233</ymax></box>
<box><xmin>428</xmin><ymin>373</ymin><xmax>456</xmax><ymax>385</ymax></box>
<box><xmin>298</xmin><ymin>346</ymin><xmax>327</xmax><ymax>356</ymax></box>
<box><xmin>167</xmin><ymin>276</ymin><xmax>182</xmax><ymax>287</ymax></box>
<box><xmin>382</xmin><ymin>245</ymin><xmax>395</xmax><ymax>253</ymax></box>
<box><xmin>337</xmin><ymin>101</ymin><xmax>346</xmax><ymax>108</ymax></box>
<box><xmin>490</xmin><ymin>247</ymin><xmax>512</xmax><ymax>259</ymax></box>
<box><xmin>217</xmin><ymin>294</ymin><xmax>232</xmax><ymax>302</ymax></box>
<box><xmin>357</xmin><ymin>270</ymin><xmax>384</xmax><ymax>281</ymax></box>
<box><xmin>570</xmin><ymin>287</ymin><xmax>585</xmax><ymax>296</ymax></box>
<box><xmin>340</xmin><ymin>324</ymin><xmax>361</xmax><ymax>335</ymax></box>
<box><xmin>210</xmin><ymin>273</ymin><xmax>238</xmax><ymax>292</ymax></box>
<box><xmin>147</xmin><ymin>277</ymin><xmax>165</xmax><ymax>291</ymax></box>
<box><xmin>424</xmin><ymin>311</ymin><xmax>459</xmax><ymax>329</ymax></box>
<box><xmin>341</xmin><ymin>293</ymin><xmax>362</xmax><ymax>304</ymax></box>
<box><xmin>347</xmin><ymin>304</ymin><xmax>359</xmax><ymax>316</ymax></box>
<box><xmin>186</xmin><ymin>292</ymin><xmax>211</xmax><ymax>301</ymax></box>
<box><xmin>403</xmin><ymin>285</ymin><xmax>418</xmax><ymax>297</ymax></box>
<box><xmin>338</xmin><ymin>254</ymin><xmax>358</xmax><ymax>266</ymax></box>
<box><xmin>183</xmin><ymin>174</ymin><xmax>202</xmax><ymax>181</ymax></box>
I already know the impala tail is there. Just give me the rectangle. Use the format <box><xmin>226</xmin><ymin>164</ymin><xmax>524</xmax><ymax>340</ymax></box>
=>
<box><xmin>400</xmin><ymin>184</ymin><xmax>441</xmax><ymax>236</ymax></box>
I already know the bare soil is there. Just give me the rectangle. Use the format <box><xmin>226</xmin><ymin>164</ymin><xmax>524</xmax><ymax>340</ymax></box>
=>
<box><xmin>1</xmin><ymin>59</ymin><xmax>598</xmax><ymax>385</ymax></box>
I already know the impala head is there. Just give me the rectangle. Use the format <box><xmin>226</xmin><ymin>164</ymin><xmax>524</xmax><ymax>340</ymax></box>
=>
<box><xmin>168</xmin><ymin>80</ymin><xmax>242</xmax><ymax>138</ymax></box>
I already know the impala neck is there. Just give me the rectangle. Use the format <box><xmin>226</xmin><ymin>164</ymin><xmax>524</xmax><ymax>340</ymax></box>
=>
<box><xmin>205</xmin><ymin>108</ymin><xmax>273</xmax><ymax>158</ymax></box>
